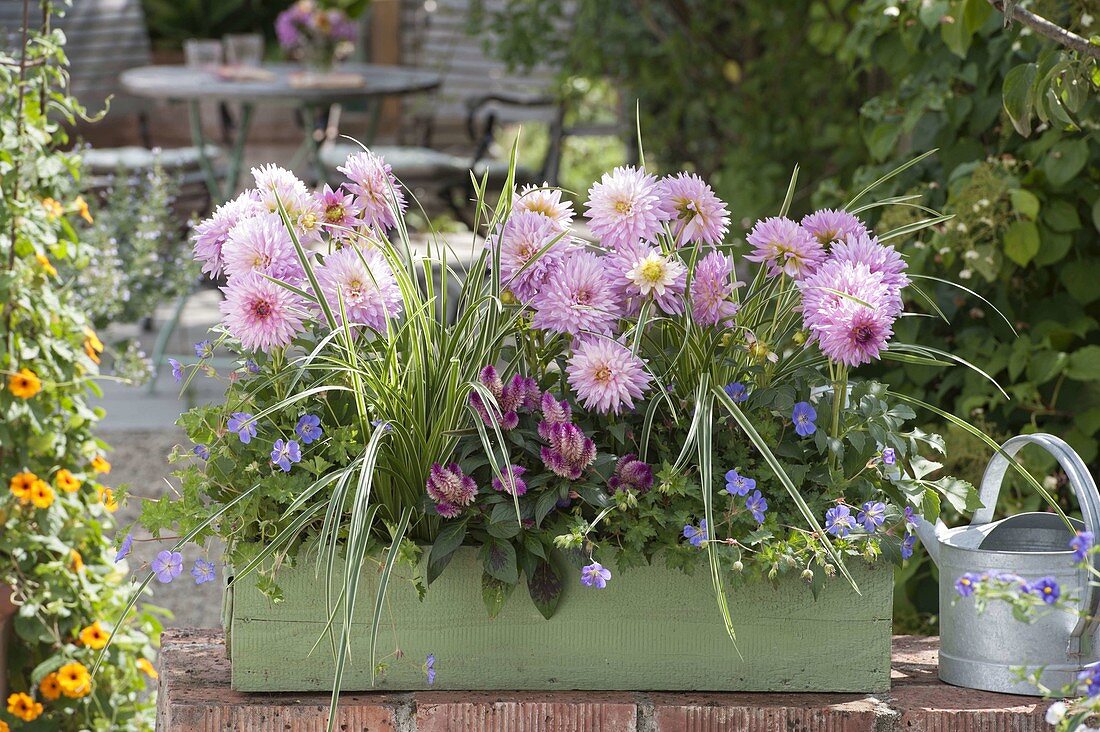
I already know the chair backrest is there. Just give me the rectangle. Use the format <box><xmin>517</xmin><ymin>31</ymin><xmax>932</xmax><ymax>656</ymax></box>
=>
<box><xmin>0</xmin><ymin>0</ymin><xmax>153</xmax><ymax>117</ymax></box>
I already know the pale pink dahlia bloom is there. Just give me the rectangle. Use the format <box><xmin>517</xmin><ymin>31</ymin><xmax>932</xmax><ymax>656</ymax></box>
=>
<box><xmin>816</xmin><ymin>300</ymin><xmax>895</xmax><ymax>367</ymax></box>
<box><xmin>191</xmin><ymin>191</ymin><xmax>264</xmax><ymax>278</ymax></box>
<box><xmin>490</xmin><ymin>210</ymin><xmax>574</xmax><ymax>302</ymax></box>
<box><xmin>252</xmin><ymin>164</ymin><xmax>311</xmax><ymax>217</ymax></box>
<box><xmin>221</xmin><ymin>212</ymin><xmax>303</xmax><ymax>283</ymax></box>
<box><xmin>584</xmin><ymin>166</ymin><xmax>667</xmax><ymax>249</ymax></box>
<box><xmin>532</xmin><ymin>251</ymin><xmax>620</xmax><ymax>338</ymax></box>
<box><xmin>337</xmin><ymin>150</ymin><xmax>407</xmax><ymax>231</ymax></box>
<box><xmin>219</xmin><ymin>271</ymin><xmax>306</xmax><ymax>352</ymax></box>
<box><xmin>514</xmin><ymin>183</ymin><xmax>574</xmax><ymax>229</ymax></box>
<box><xmin>745</xmin><ymin>216</ymin><xmax>825</xmax><ymax>280</ymax></box>
<box><xmin>800</xmin><ymin>260</ymin><xmax>898</xmax><ymax>366</ymax></box>
<box><xmin>608</xmin><ymin>241</ymin><xmax>686</xmax><ymax>316</ymax></box>
<box><xmin>316</xmin><ymin>184</ymin><xmax>362</xmax><ymax>233</ymax></box>
<box><xmin>690</xmin><ymin>251</ymin><xmax>742</xmax><ymax>327</ymax></box>
<box><xmin>658</xmin><ymin>172</ymin><xmax>731</xmax><ymax>246</ymax></box>
<box><xmin>828</xmin><ymin>233</ymin><xmax>910</xmax><ymax>293</ymax></box>
<box><xmin>314</xmin><ymin>245</ymin><xmax>403</xmax><ymax>332</ymax></box>
<box><xmin>800</xmin><ymin>209</ymin><xmax>869</xmax><ymax>246</ymax></box>
<box><xmin>566</xmin><ymin>338</ymin><xmax>651</xmax><ymax>414</ymax></box>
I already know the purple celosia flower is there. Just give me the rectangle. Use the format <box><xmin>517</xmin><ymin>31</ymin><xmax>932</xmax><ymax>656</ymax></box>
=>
<box><xmin>152</xmin><ymin>550</ymin><xmax>183</xmax><ymax>583</ymax></box>
<box><xmin>683</xmin><ymin>519</ymin><xmax>708</xmax><ymax>547</ymax></box>
<box><xmin>800</xmin><ymin>209</ymin><xmax>869</xmax><ymax>246</ymax></box>
<box><xmin>955</xmin><ymin>572</ymin><xmax>980</xmax><ymax>597</ymax></box>
<box><xmin>191</xmin><ymin>191</ymin><xmax>264</xmax><ymax>278</ymax></box>
<box><xmin>219</xmin><ymin>271</ymin><xmax>307</xmax><ymax>352</ymax></box>
<box><xmin>829</xmin><ymin>233</ymin><xmax>910</xmax><ymax>293</ymax></box>
<box><xmin>532</xmin><ymin>251</ymin><xmax>620</xmax><ymax>338</ymax></box>
<box><xmin>857</xmin><ymin>501</ymin><xmax>887</xmax><ymax>532</ymax></box>
<box><xmin>825</xmin><ymin>505</ymin><xmax>855</xmax><ymax>537</ymax></box>
<box><xmin>723</xmin><ymin>382</ymin><xmax>749</xmax><ymax>403</ymax></box>
<box><xmin>426</xmin><ymin>653</ymin><xmax>436</xmax><ymax>685</ymax></box>
<box><xmin>882</xmin><ymin>448</ymin><xmax>896</xmax><ymax>465</ymax></box>
<box><xmin>114</xmin><ymin>533</ymin><xmax>134</xmax><ymax>563</ymax></box>
<box><xmin>566</xmin><ymin>338</ymin><xmax>652</xmax><ymax>415</ymax></box>
<box><xmin>490</xmin><ymin>210</ymin><xmax>574</xmax><ymax>303</ymax></box>
<box><xmin>192</xmin><ymin>444</ymin><xmax>210</xmax><ymax>460</ymax></box>
<box><xmin>537</xmin><ymin>391</ymin><xmax>572</xmax><ymax>433</ymax></box>
<box><xmin>792</xmin><ymin>401</ymin><xmax>817</xmax><ymax>437</ymax></box>
<box><xmin>1071</xmin><ymin>531</ymin><xmax>1095</xmax><ymax>563</ymax></box>
<box><xmin>725</xmin><ymin>469</ymin><xmax>756</xmax><ymax>497</ymax></box>
<box><xmin>191</xmin><ymin>558</ymin><xmax>216</xmax><ymax>585</ymax></box>
<box><xmin>295</xmin><ymin>414</ymin><xmax>322</xmax><ymax>444</ymax></box>
<box><xmin>252</xmin><ymin>163</ymin><xmax>310</xmax><ymax>218</ymax></box>
<box><xmin>271</xmin><ymin>439</ymin><xmax>302</xmax><ymax>472</ymax></box>
<box><xmin>901</xmin><ymin>532</ymin><xmax>917</xmax><ymax>560</ymax></box>
<box><xmin>745</xmin><ymin>216</ymin><xmax>825</xmax><ymax>280</ymax></box>
<box><xmin>514</xmin><ymin>183</ymin><xmax>574</xmax><ymax>229</ymax></box>
<box><xmin>580</xmin><ymin>561</ymin><xmax>612</xmax><ymax>588</ymax></box>
<box><xmin>658</xmin><ymin>172</ymin><xmax>731</xmax><ymax>246</ymax></box>
<box><xmin>1029</xmin><ymin>576</ymin><xmax>1060</xmax><ymax>604</ymax></box>
<box><xmin>194</xmin><ymin>339</ymin><xmax>214</xmax><ymax>359</ymax></box>
<box><xmin>690</xmin><ymin>251</ymin><xmax>741</xmax><ymax>326</ymax></box>
<box><xmin>227</xmin><ymin>412</ymin><xmax>257</xmax><ymax>444</ymax></box>
<box><xmin>491</xmin><ymin>464</ymin><xmax>528</xmax><ymax>496</ymax></box>
<box><xmin>1079</xmin><ymin>664</ymin><xmax>1100</xmax><ymax>697</ymax></box>
<box><xmin>540</xmin><ymin>422</ymin><xmax>597</xmax><ymax>480</ymax></box>
<box><xmin>470</xmin><ymin>367</ymin><xmax>539</xmax><ymax>430</ymax></box>
<box><xmin>337</xmin><ymin>150</ymin><xmax>407</xmax><ymax>231</ymax></box>
<box><xmin>425</xmin><ymin>463</ymin><xmax>478</xmax><ymax>508</ymax></box>
<box><xmin>435</xmin><ymin>502</ymin><xmax>461</xmax><ymax>518</ymax></box>
<box><xmin>607</xmin><ymin>454</ymin><xmax>653</xmax><ymax>493</ymax></box>
<box><xmin>315</xmin><ymin>244</ymin><xmax>403</xmax><ymax>332</ymax></box>
<box><xmin>168</xmin><ymin>358</ymin><xmax>184</xmax><ymax>383</ymax></box>
<box><xmin>746</xmin><ymin>490</ymin><xmax>768</xmax><ymax>524</ymax></box>
<box><xmin>316</xmin><ymin>184</ymin><xmax>361</xmax><ymax>233</ymax></box>
<box><xmin>584</xmin><ymin>166</ymin><xmax>666</xmax><ymax>249</ymax></box>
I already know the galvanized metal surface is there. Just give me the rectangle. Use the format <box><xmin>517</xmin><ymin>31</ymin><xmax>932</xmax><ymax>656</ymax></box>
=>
<box><xmin>915</xmin><ymin>432</ymin><xmax>1099</xmax><ymax>695</ymax></box>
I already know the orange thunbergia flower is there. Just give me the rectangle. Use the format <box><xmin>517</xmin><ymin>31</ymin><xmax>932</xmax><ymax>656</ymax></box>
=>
<box><xmin>136</xmin><ymin>658</ymin><xmax>158</xmax><ymax>680</ymax></box>
<box><xmin>30</xmin><ymin>480</ymin><xmax>54</xmax><ymax>509</ymax></box>
<box><xmin>9</xmin><ymin>472</ymin><xmax>37</xmax><ymax>503</ymax></box>
<box><xmin>57</xmin><ymin>662</ymin><xmax>91</xmax><ymax>698</ymax></box>
<box><xmin>39</xmin><ymin>673</ymin><xmax>62</xmax><ymax>701</ymax></box>
<box><xmin>90</xmin><ymin>455</ymin><xmax>111</xmax><ymax>474</ymax></box>
<box><xmin>79</xmin><ymin>621</ymin><xmax>110</xmax><ymax>650</ymax></box>
<box><xmin>35</xmin><ymin>252</ymin><xmax>57</xmax><ymax>277</ymax></box>
<box><xmin>55</xmin><ymin>469</ymin><xmax>81</xmax><ymax>493</ymax></box>
<box><xmin>8</xmin><ymin>368</ymin><xmax>42</xmax><ymax>399</ymax></box>
<box><xmin>70</xmin><ymin>549</ymin><xmax>84</xmax><ymax>573</ymax></box>
<box><xmin>74</xmin><ymin>195</ymin><xmax>93</xmax><ymax>223</ymax></box>
<box><xmin>6</xmin><ymin>692</ymin><xmax>42</xmax><ymax>722</ymax></box>
<box><xmin>0</xmin><ymin>719</ymin><xmax>10</xmax><ymax>732</ymax></box>
<box><xmin>41</xmin><ymin>197</ymin><xmax>63</xmax><ymax>218</ymax></box>
<box><xmin>96</xmin><ymin>486</ymin><xmax>118</xmax><ymax>512</ymax></box>
<box><xmin>82</xmin><ymin>327</ymin><xmax>104</xmax><ymax>364</ymax></box>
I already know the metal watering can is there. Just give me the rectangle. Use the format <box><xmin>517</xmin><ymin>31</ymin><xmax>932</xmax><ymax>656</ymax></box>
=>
<box><xmin>913</xmin><ymin>433</ymin><xmax>1100</xmax><ymax>695</ymax></box>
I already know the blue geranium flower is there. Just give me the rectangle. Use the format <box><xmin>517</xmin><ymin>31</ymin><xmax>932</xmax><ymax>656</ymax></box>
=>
<box><xmin>857</xmin><ymin>501</ymin><xmax>886</xmax><ymax>533</ymax></box>
<box><xmin>271</xmin><ymin>439</ymin><xmax>302</xmax><ymax>472</ymax></box>
<box><xmin>168</xmin><ymin>358</ymin><xmax>184</xmax><ymax>383</ymax></box>
<box><xmin>792</xmin><ymin>401</ymin><xmax>817</xmax><ymax>437</ymax></box>
<box><xmin>683</xmin><ymin>519</ymin><xmax>708</xmax><ymax>548</ymax></box>
<box><xmin>723</xmin><ymin>382</ymin><xmax>749</xmax><ymax>403</ymax></box>
<box><xmin>824</xmin><ymin>505</ymin><xmax>854</xmax><ymax>537</ymax></box>
<box><xmin>191</xmin><ymin>558</ymin><xmax>217</xmax><ymax>585</ymax></box>
<box><xmin>227</xmin><ymin>412</ymin><xmax>257</xmax><ymax>444</ymax></box>
<box><xmin>295</xmin><ymin>414</ymin><xmax>322</xmax><ymax>444</ymax></box>
<box><xmin>1071</xmin><ymin>531</ymin><xmax>1094</xmax><ymax>563</ymax></box>
<box><xmin>114</xmin><ymin>533</ymin><xmax>134</xmax><ymax>563</ymax></box>
<box><xmin>745</xmin><ymin>490</ymin><xmax>767</xmax><ymax>524</ymax></box>
<box><xmin>724</xmin><ymin>469</ymin><xmax>756</xmax><ymax>497</ymax></box>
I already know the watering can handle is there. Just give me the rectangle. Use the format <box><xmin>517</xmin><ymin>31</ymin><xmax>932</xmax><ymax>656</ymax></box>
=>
<box><xmin>972</xmin><ymin>432</ymin><xmax>1100</xmax><ymax>649</ymax></box>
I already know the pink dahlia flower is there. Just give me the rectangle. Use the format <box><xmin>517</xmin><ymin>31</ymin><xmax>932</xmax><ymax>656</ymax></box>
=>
<box><xmin>658</xmin><ymin>172</ymin><xmax>730</xmax><ymax>246</ymax></box>
<box><xmin>316</xmin><ymin>184</ymin><xmax>362</xmax><ymax>234</ymax></box>
<box><xmin>514</xmin><ymin>183</ymin><xmax>574</xmax><ymax>229</ymax></box>
<box><xmin>828</xmin><ymin>233</ymin><xmax>910</xmax><ymax>294</ymax></box>
<box><xmin>816</xmin><ymin>300</ymin><xmax>895</xmax><ymax>367</ymax></box>
<box><xmin>490</xmin><ymin>210</ymin><xmax>574</xmax><ymax>302</ymax></box>
<box><xmin>584</xmin><ymin>166</ymin><xmax>667</xmax><ymax>249</ymax></box>
<box><xmin>252</xmin><ymin>164</ymin><xmax>310</xmax><ymax>218</ymax></box>
<box><xmin>337</xmin><ymin>150</ymin><xmax>407</xmax><ymax>232</ymax></box>
<box><xmin>532</xmin><ymin>251</ymin><xmax>620</xmax><ymax>338</ymax></box>
<box><xmin>191</xmin><ymin>191</ymin><xmax>264</xmax><ymax>278</ymax></box>
<box><xmin>219</xmin><ymin>271</ymin><xmax>306</xmax><ymax>352</ymax></box>
<box><xmin>221</xmin><ymin>212</ymin><xmax>303</xmax><ymax>283</ymax></box>
<box><xmin>800</xmin><ymin>209</ymin><xmax>869</xmax><ymax>246</ymax></box>
<box><xmin>745</xmin><ymin>216</ymin><xmax>825</xmax><ymax>280</ymax></box>
<box><xmin>608</xmin><ymin>241</ymin><xmax>686</xmax><ymax>316</ymax></box>
<box><xmin>690</xmin><ymin>251</ymin><xmax>742</xmax><ymax>327</ymax></box>
<box><xmin>566</xmin><ymin>338</ymin><xmax>651</xmax><ymax>414</ymax></box>
<box><xmin>800</xmin><ymin>259</ymin><xmax>901</xmax><ymax>320</ymax></box>
<box><xmin>800</xmin><ymin>260</ymin><xmax>899</xmax><ymax>366</ymax></box>
<box><xmin>315</xmin><ymin>245</ymin><xmax>403</xmax><ymax>332</ymax></box>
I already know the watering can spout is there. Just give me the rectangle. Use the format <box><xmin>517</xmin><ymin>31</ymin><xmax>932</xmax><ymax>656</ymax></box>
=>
<box><xmin>913</xmin><ymin>516</ymin><xmax>949</xmax><ymax>567</ymax></box>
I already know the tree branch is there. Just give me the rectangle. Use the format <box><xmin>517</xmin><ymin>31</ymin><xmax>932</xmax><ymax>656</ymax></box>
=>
<box><xmin>988</xmin><ymin>0</ymin><xmax>1100</xmax><ymax>59</ymax></box>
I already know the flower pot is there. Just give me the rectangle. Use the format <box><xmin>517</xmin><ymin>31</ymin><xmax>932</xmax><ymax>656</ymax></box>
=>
<box><xmin>0</xmin><ymin>584</ymin><xmax>16</xmax><ymax>702</ymax></box>
<box><xmin>223</xmin><ymin>548</ymin><xmax>893</xmax><ymax>692</ymax></box>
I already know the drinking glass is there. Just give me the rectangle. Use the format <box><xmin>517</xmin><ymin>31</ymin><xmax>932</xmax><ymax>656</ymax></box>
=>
<box><xmin>224</xmin><ymin>33</ymin><xmax>264</xmax><ymax>67</ymax></box>
<box><xmin>183</xmin><ymin>39</ymin><xmax>222</xmax><ymax>70</ymax></box>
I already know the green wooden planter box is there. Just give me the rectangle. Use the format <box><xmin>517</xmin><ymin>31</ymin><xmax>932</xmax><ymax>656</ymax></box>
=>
<box><xmin>223</xmin><ymin>548</ymin><xmax>893</xmax><ymax>692</ymax></box>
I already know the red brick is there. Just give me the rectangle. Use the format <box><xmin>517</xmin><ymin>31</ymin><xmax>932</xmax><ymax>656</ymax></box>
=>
<box><xmin>650</xmin><ymin>692</ymin><xmax>887</xmax><ymax>731</ymax></box>
<box><xmin>414</xmin><ymin>691</ymin><xmax>638</xmax><ymax>732</ymax></box>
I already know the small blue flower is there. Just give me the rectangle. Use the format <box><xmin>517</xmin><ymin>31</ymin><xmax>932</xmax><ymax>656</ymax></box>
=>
<box><xmin>114</xmin><ymin>533</ymin><xmax>134</xmax><ymax>563</ymax></box>
<box><xmin>152</xmin><ymin>550</ymin><xmax>183</xmax><ymax>583</ymax></box>
<box><xmin>194</xmin><ymin>340</ymin><xmax>214</xmax><ymax>359</ymax></box>
<box><xmin>683</xmin><ymin>519</ymin><xmax>708</xmax><ymax>548</ymax></box>
<box><xmin>792</xmin><ymin>401</ymin><xmax>817</xmax><ymax>437</ymax></box>
<box><xmin>372</xmin><ymin>419</ymin><xmax>392</xmax><ymax>433</ymax></box>
<box><xmin>580</xmin><ymin>561</ymin><xmax>611</xmax><ymax>588</ymax></box>
<box><xmin>426</xmin><ymin>653</ymin><xmax>436</xmax><ymax>685</ymax></box>
<box><xmin>192</xmin><ymin>444</ymin><xmax>210</xmax><ymax>460</ymax></box>
<box><xmin>271</xmin><ymin>439</ymin><xmax>302</xmax><ymax>472</ymax></box>
<box><xmin>881</xmin><ymin>448</ymin><xmax>896</xmax><ymax>465</ymax></box>
<box><xmin>227</xmin><ymin>412</ymin><xmax>257</xmax><ymax>444</ymax></box>
<box><xmin>723</xmin><ymin>382</ymin><xmax>749</xmax><ymax>403</ymax></box>
<box><xmin>900</xmin><ymin>532</ymin><xmax>916</xmax><ymax>560</ymax></box>
<box><xmin>191</xmin><ymin>558</ymin><xmax>217</xmax><ymax>585</ymax></box>
<box><xmin>245</xmin><ymin>359</ymin><xmax>261</xmax><ymax>374</ymax></box>
<box><xmin>745</xmin><ymin>490</ymin><xmax>768</xmax><ymax>524</ymax></box>
<box><xmin>1028</xmin><ymin>576</ymin><xmax>1060</xmax><ymax>605</ymax></box>
<box><xmin>955</xmin><ymin>572</ymin><xmax>980</xmax><ymax>597</ymax></box>
<box><xmin>825</xmin><ymin>505</ymin><xmax>855</xmax><ymax>537</ymax></box>
<box><xmin>724</xmin><ymin>469</ymin><xmax>756</xmax><ymax>497</ymax></box>
<box><xmin>1071</xmin><ymin>531</ymin><xmax>1094</xmax><ymax>563</ymax></box>
<box><xmin>1078</xmin><ymin>663</ymin><xmax>1100</xmax><ymax>697</ymax></box>
<box><xmin>857</xmin><ymin>501</ymin><xmax>886</xmax><ymax>533</ymax></box>
<box><xmin>168</xmin><ymin>358</ymin><xmax>184</xmax><ymax>383</ymax></box>
<box><xmin>903</xmin><ymin>505</ymin><xmax>917</xmax><ymax>529</ymax></box>
<box><xmin>295</xmin><ymin>414</ymin><xmax>323</xmax><ymax>444</ymax></box>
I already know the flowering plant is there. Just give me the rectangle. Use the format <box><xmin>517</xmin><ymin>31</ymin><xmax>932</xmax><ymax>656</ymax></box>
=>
<box><xmin>275</xmin><ymin>0</ymin><xmax>358</xmax><ymax>70</ymax></box>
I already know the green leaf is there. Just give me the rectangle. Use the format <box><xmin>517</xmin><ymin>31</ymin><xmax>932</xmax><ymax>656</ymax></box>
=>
<box><xmin>1043</xmin><ymin>139</ymin><xmax>1088</xmax><ymax>187</ymax></box>
<box><xmin>1002</xmin><ymin>63</ymin><xmax>1038</xmax><ymax>136</ymax></box>
<box><xmin>1008</xmin><ymin>189</ymin><xmax>1040</xmax><ymax>220</ymax></box>
<box><xmin>866</xmin><ymin>122</ymin><xmax>901</xmax><ymax>162</ymax></box>
<box><xmin>526</xmin><ymin>560</ymin><xmax>563</xmax><ymax>619</ymax></box>
<box><xmin>1063</xmin><ymin>260</ymin><xmax>1100</xmax><ymax>305</ymax></box>
<box><xmin>480</xmin><ymin>539</ymin><xmax>518</xmax><ymax>584</ymax></box>
<box><xmin>427</xmin><ymin>520</ymin><xmax>467</xmax><ymax>585</ymax></box>
<box><xmin>1042</xmin><ymin>199</ymin><xmax>1081</xmax><ymax>232</ymax></box>
<box><xmin>931</xmin><ymin>476</ymin><xmax>982</xmax><ymax>513</ymax></box>
<box><xmin>1002</xmin><ymin>220</ymin><xmax>1040</xmax><ymax>266</ymax></box>
<box><xmin>482</xmin><ymin>573</ymin><xmax>515</xmax><ymax>619</ymax></box>
<box><xmin>1092</xmin><ymin>198</ymin><xmax>1100</xmax><ymax>233</ymax></box>
<box><xmin>1066</xmin><ymin>346</ymin><xmax>1100</xmax><ymax>381</ymax></box>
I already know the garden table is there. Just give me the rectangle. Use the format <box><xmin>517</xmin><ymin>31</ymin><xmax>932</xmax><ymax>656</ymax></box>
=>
<box><xmin>119</xmin><ymin>62</ymin><xmax>442</xmax><ymax>202</ymax></box>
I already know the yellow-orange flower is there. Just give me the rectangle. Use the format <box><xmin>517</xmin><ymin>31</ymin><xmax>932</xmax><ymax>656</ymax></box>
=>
<box><xmin>39</xmin><ymin>673</ymin><xmax>62</xmax><ymax>701</ymax></box>
<box><xmin>78</xmin><ymin>621</ymin><xmax>110</xmax><ymax>650</ymax></box>
<box><xmin>35</xmin><ymin>252</ymin><xmax>57</xmax><ymax>277</ymax></box>
<box><xmin>7</xmin><ymin>368</ymin><xmax>42</xmax><ymax>399</ymax></box>
<box><xmin>6</xmin><ymin>692</ymin><xmax>42</xmax><ymax>722</ymax></box>
<box><xmin>54</xmin><ymin>469</ymin><xmax>81</xmax><ymax>493</ymax></box>
<box><xmin>82</xmin><ymin>327</ymin><xmax>104</xmax><ymax>364</ymax></box>
<box><xmin>90</xmin><ymin>455</ymin><xmax>111</xmax><ymax>474</ymax></box>
<box><xmin>136</xmin><ymin>658</ymin><xmax>158</xmax><ymax>680</ymax></box>
<box><xmin>9</xmin><ymin>472</ymin><xmax>37</xmax><ymax>504</ymax></box>
<box><xmin>74</xmin><ymin>195</ymin><xmax>93</xmax><ymax>223</ymax></box>
<box><xmin>41</xmin><ymin>197</ymin><xmax>63</xmax><ymax>218</ymax></box>
<box><xmin>56</xmin><ymin>661</ymin><xmax>91</xmax><ymax>698</ymax></box>
<box><xmin>96</xmin><ymin>486</ymin><xmax>118</xmax><ymax>512</ymax></box>
<box><xmin>30</xmin><ymin>480</ymin><xmax>54</xmax><ymax>509</ymax></box>
<box><xmin>0</xmin><ymin>718</ymin><xmax>10</xmax><ymax>732</ymax></box>
<box><xmin>70</xmin><ymin>549</ymin><xmax>84</xmax><ymax>573</ymax></box>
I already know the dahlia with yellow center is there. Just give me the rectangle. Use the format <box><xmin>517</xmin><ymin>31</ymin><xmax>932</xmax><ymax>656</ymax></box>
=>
<box><xmin>8</xmin><ymin>368</ymin><xmax>42</xmax><ymax>399</ymax></box>
<box><xmin>40</xmin><ymin>673</ymin><xmax>62</xmax><ymax>701</ymax></box>
<box><xmin>625</xmin><ymin>252</ymin><xmax>684</xmax><ymax>298</ymax></box>
<box><xmin>55</xmin><ymin>469</ymin><xmax>81</xmax><ymax>493</ymax></box>
<box><xmin>7</xmin><ymin>692</ymin><xmax>42</xmax><ymax>722</ymax></box>
<box><xmin>30</xmin><ymin>480</ymin><xmax>54</xmax><ymax>509</ymax></box>
<box><xmin>57</xmin><ymin>662</ymin><xmax>92</xmax><ymax>698</ymax></box>
<box><xmin>79</xmin><ymin>621</ymin><xmax>110</xmax><ymax>650</ymax></box>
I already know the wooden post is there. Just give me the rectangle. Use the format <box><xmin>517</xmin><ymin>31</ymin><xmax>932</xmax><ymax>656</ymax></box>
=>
<box><xmin>369</xmin><ymin>0</ymin><xmax>403</xmax><ymax>136</ymax></box>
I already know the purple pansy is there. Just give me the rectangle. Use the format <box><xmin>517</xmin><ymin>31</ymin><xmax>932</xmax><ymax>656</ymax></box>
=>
<box><xmin>295</xmin><ymin>414</ymin><xmax>323</xmax><ymax>444</ymax></box>
<box><xmin>152</xmin><ymin>550</ymin><xmax>183</xmax><ymax>584</ymax></box>
<box><xmin>271</xmin><ymin>439</ymin><xmax>302</xmax><ymax>472</ymax></box>
<box><xmin>227</xmin><ymin>412</ymin><xmax>257</xmax><ymax>444</ymax></box>
<box><xmin>191</xmin><ymin>558</ymin><xmax>217</xmax><ymax>585</ymax></box>
<box><xmin>581</xmin><ymin>561</ymin><xmax>611</xmax><ymax>589</ymax></box>
<box><xmin>792</xmin><ymin>401</ymin><xmax>817</xmax><ymax>437</ymax></box>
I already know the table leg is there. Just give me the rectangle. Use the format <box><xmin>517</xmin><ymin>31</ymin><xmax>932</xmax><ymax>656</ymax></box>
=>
<box><xmin>188</xmin><ymin>101</ymin><xmax>222</xmax><ymax>202</ymax></box>
<box><xmin>188</xmin><ymin>101</ymin><xmax>255</xmax><ymax>202</ymax></box>
<box><xmin>225</xmin><ymin>103</ymin><xmax>255</xmax><ymax>196</ymax></box>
